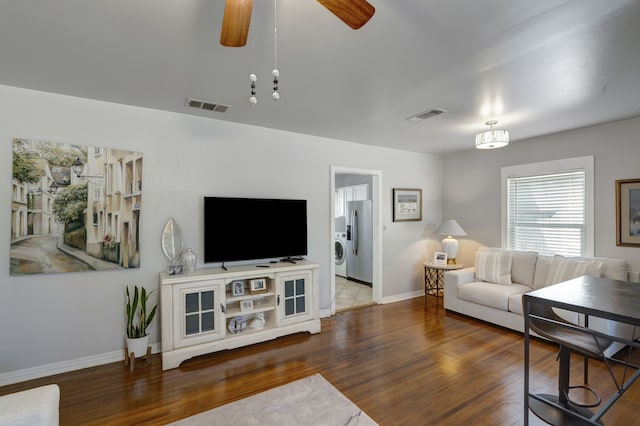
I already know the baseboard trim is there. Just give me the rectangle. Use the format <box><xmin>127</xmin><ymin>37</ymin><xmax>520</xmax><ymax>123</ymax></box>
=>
<box><xmin>0</xmin><ymin>343</ymin><xmax>161</xmax><ymax>387</ymax></box>
<box><xmin>382</xmin><ymin>290</ymin><xmax>423</xmax><ymax>304</ymax></box>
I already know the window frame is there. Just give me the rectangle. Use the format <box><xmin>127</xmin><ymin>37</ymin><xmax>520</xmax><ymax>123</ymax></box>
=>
<box><xmin>501</xmin><ymin>155</ymin><xmax>594</xmax><ymax>257</ymax></box>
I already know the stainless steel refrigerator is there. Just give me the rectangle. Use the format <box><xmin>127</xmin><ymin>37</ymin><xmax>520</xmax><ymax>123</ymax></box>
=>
<box><xmin>346</xmin><ymin>200</ymin><xmax>373</xmax><ymax>285</ymax></box>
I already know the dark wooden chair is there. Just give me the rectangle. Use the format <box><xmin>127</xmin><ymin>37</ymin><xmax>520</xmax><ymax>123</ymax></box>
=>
<box><xmin>527</xmin><ymin>300</ymin><xmax>614</xmax><ymax>408</ymax></box>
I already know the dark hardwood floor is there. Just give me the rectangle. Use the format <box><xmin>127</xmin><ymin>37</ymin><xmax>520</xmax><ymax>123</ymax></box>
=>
<box><xmin>1</xmin><ymin>296</ymin><xmax>639</xmax><ymax>425</ymax></box>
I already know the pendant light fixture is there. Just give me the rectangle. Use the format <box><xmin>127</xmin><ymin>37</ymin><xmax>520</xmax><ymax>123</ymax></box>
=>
<box><xmin>272</xmin><ymin>0</ymin><xmax>280</xmax><ymax>101</ymax></box>
<box><xmin>248</xmin><ymin>5</ymin><xmax>257</xmax><ymax>107</ymax></box>
<box><xmin>247</xmin><ymin>0</ymin><xmax>280</xmax><ymax>107</ymax></box>
<box><xmin>475</xmin><ymin>120</ymin><xmax>509</xmax><ymax>149</ymax></box>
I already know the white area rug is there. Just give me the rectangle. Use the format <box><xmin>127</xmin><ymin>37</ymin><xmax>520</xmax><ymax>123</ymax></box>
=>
<box><xmin>168</xmin><ymin>374</ymin><xmax>377</xmax><ymax>426</ymax></box>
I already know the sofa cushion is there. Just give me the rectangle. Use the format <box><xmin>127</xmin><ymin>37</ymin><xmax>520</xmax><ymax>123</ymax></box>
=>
<box><xmin>459</xmin><ymin>281</ymin><xmax>530</xmax><ymax>311</ymax></box>
<box><xmin>509</xmin><ymin>251</ymin><xmax>538</xmax><ymax>287</ymax></box>
<box><xmin>545</xmin><ymin>254</ymin><xmax>602</xmax><ymax>286</ymax></box>
<box><xmin>475</xmin><ymin>251</ymin><xmax>513</xmax><ymax>285</ymax></box>
<box><xmin>477</xmin><ymin>247</ymin><xmax>537</xmax><ymax>287</ymax></box>
<box><xmin>582</xmin><ymin>257</ymin><xmax>627</xmax><ymax>281</ymax></box>
<box><xmin>533</xmin><ymin>255</ymin><xmax>553</xmax><ymax>289</ymax></box>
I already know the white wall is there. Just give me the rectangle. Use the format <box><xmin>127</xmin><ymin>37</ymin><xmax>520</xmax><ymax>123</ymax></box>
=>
<box><xmin>0</xmin><ymin>84</ymin><xmax>441</xmax><ymax>380</ymax></box>
<box><xmin>441</xmin><ymin>116</ymin><xmax>640</xmax><ymax>272</ymax></box>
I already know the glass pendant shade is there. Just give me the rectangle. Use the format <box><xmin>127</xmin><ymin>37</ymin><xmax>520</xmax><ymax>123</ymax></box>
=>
<box><xmin>475</xmin><ymin>120</ymin><xmax>509</xmax><ymax>149</ymax></box>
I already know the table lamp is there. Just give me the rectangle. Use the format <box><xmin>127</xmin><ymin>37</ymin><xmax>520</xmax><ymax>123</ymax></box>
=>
<box><xmin>435</xmin><ymin>219</ymin><xmax>467</xmax><ymax>264</ymax></box>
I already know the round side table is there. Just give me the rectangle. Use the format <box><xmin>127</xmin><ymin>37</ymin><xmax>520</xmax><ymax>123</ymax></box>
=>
<box><xmin>423</xmin><ymin>262</ymin><xmax>464</xmax><ymax>306</ymax></box>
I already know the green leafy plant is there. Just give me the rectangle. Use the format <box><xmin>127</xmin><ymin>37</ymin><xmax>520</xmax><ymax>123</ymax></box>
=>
<box><xmin>125</xmin><ymin>285</ymin><xmax>158</xmax><ymax>339</ymax></box>
<box><xmin>52</xmin><ymin>182</ymin><xmax>88</xmax><ymax>224</ymax></box>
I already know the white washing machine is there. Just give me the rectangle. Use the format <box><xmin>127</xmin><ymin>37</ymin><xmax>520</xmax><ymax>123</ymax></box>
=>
<box><xmin>335</xmin><ymin>232</ymin><xmax>347</xmax><ymax>277</ymax></box>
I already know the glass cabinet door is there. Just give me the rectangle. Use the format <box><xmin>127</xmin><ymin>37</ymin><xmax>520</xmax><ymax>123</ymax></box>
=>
<box><xmin>284</xmin><ymin>278</ymin><xmax>306</xmax><ymax>317</ymax></box>
<box><xmin>184</xmin><ymin>289</ymin><xmax>216</xmax><ymax>336</ymax></box>
<box><xmin>277</xmin><ymin>271</ymin><xmax>312</xmax><ymax>326</ymax></box>
<box><xmin>173</xmin><ymin>280</ymin><xmax>225</xmax><ymax>348</ymax></box>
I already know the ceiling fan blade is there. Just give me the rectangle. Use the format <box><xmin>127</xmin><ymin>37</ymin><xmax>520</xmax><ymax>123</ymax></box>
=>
<box><xmin>316</xmin><ymin>0</ymin><xmax>375</xmax><ymax>30</ymax></box>
<box><xmin>220</xmin><ymin>0</ymin><xmax>253</xmax><ymax>47</ymax></box>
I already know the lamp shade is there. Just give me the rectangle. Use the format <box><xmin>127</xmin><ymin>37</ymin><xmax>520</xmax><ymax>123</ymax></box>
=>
<box><xmin>435</xmin><ymin>219</ymin><xmax>466</xmax><ymax>237</ymax></box>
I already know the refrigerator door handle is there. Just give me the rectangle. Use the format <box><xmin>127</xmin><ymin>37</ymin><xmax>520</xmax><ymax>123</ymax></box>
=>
<box><xmin>352</xmin><ymin>210</ymin><xmax>358</xmax><ymax>255</ymax></box>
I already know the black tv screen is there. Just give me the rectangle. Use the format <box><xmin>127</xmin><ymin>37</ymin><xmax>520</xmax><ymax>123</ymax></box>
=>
<box><xmin>204</xmin><ymin>197</ymin><xmax>308</xmax><ymax>263</ymax></box>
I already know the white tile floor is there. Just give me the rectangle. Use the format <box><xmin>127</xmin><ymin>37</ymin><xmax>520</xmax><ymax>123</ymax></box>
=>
<box><xmin>335</xmin><ymin>275</ymin><xmax>374</xmax><ymax>311</ymax></box>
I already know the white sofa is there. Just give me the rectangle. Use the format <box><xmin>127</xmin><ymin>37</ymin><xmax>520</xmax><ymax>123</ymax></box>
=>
<box><xmin>443</xmin><ymin>247</ymin><xmax>637</xmax><ymax>356</ymax></box>
<box><xmin>0</xmin><ymin>384</ymin><xmax>59</xmax><ymax>426</ymax></box>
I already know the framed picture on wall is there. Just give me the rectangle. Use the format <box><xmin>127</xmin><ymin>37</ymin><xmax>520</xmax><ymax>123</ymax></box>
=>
<box><xmin>10</xmin><ymin>138</ymin><xmax>144</xmax><ymax>276</ymax></box>
<box><xmin>616</xmin><ymin>178</ymin><xmax>640</xmax><ymax>247</ymax></box>
<box><xmin>392</xmin><ymin>188</ymin><xmax>422</xmax><ymax>222</ymax></box>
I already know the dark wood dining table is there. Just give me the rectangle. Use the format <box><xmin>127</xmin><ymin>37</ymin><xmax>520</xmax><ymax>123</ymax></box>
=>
<box><xmin>523</xmin><ymin>275</ymin><xmax>640</xmax><ymax>425</ymax></box>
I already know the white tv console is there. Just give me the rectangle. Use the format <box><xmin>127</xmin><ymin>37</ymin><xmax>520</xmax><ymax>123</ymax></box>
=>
<box><xmin>159</xmin><ymin>260</ymin><xmax>320</xmax><ymax>370</ymax></box>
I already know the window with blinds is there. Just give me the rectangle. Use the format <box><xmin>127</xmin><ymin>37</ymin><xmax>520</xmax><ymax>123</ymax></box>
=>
<box><xmin>506</xmin><ymin>171</ymin><xmax>586</xmax><ymax>256</ymax></box>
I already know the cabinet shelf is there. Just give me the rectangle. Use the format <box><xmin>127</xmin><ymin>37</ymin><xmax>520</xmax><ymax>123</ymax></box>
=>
<box><xmin>226</xmin><ymin>292</ymin><xmax>275</xmax><ymax>303</ymax></box>
<box><xmin>226</xmin><ymin>302</ymin><xmax>275</xmax><ymax>317</ymax></box>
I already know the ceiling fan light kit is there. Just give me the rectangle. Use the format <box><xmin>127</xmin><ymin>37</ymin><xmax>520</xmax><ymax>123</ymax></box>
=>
<box><xmin>271</xmin><ymin>1</ymin><xmax>280</xmax><ymax>102</ymax></box>
<box><xmin>475</xmin><ymin>120</ymin><xmax>509</xmax><ymax>149</ymax></box>
<box><xmin>244</xmin><ymin>0</ymin><xmax>281</xmax><ymax>106</ymax></box>
<box><xmin>272</xmin><ymin>69</ymin><xmax>280</xmax><ymax>101</ymax></box>
<box><xmin>249</xmin><ymin>73</ymin><xmax>257</xmax><ymax>107</ymax></box>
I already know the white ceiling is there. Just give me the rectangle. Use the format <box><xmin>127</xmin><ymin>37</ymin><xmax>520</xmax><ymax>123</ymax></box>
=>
<box><xmin>1</xmin><ymin>0</ymin><xmax>639</xmax><ymax>155</ymax></box>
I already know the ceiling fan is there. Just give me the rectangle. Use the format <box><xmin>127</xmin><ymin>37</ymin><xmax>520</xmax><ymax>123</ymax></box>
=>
<box><xmin>220</xmin><ymin>0</ymin><xmax>375</xmax><ymax>47</ymax></box>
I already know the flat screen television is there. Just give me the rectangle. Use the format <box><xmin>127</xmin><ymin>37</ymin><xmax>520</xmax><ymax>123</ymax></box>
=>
<box><xmin>203</xmin><ymin>197</ymin><xmax>308</xmax><ymax>264</ymax></box>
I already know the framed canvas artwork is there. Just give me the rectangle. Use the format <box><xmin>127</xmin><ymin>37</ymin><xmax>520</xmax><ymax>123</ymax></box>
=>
<box><xmin>616</xmin><ymin>178</ymin><xmax>640</xmax><ymax>247</ymax></box>
<box><xmin>10</xmin><ymin>138</ymin><xmax>143</xmax><ymax>275</ymax></box>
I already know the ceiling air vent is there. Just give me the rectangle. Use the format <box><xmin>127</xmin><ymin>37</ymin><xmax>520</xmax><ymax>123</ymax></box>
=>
<box><xmin>405</xmin><ymin>108</ymin><xmax>447</xmax><ymax>122</ymax></box>
<box><xmin>187</xmin><ymin>98</ymin><xmax>230</xmax><ymax>113</ymax></box>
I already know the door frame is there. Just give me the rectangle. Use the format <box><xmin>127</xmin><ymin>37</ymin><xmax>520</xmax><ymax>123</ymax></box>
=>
<box><xmin>329</xmin><ymin>166</ymin><xmax>382</xmax><ymax>315</ymax></box>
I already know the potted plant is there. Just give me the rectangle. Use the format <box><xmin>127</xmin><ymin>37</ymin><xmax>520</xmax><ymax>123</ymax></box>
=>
<box><xmin>125</xmin><ymin>285</ymin><xmax>158</xmax><ymax>358</ymax></box>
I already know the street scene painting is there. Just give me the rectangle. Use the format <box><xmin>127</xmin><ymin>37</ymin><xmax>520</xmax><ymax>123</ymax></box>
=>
<box><xmin>10</xmin><ymin>138</ymin><xmax>143</xmax><ymax>275</ymax></box>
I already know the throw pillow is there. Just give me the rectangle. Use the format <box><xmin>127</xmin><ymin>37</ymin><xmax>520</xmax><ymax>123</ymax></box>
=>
<box><xmin>475</xmin><ymin>248</ymin><xmax>537</xmax><ymax>287</ymax></box>
<box><xmin>509</xmin><ymin>250</ymin><xmax>538</xmax><ymax>287</ymax></box>
<box><xmin>475</xmin><ymin>251</ymin><xmax>513</xmax><ymax>285</ymax></box>
<box><xmin>545</xmin><ymin>255</ymin><xmax>603</xmax><ymax>286</ymax></box>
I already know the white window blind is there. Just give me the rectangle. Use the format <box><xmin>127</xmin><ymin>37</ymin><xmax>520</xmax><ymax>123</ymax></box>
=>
<box><xmin>507</xmin><ymin>171</ymin><xmax>586</xmax><ymax>256</ymax></box>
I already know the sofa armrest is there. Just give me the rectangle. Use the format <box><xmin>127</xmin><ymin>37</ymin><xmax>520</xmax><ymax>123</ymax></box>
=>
<box><xmin>443</xmin><ymin>267</ymin><xmax>476</xmax><ymax>310</ymax></box>
<box><xmin>0</xmin><ymin>384</ymin><xmax>59</xmax><ymax>426</ymax></box>
<box><xmin>445</xmin><ymin>267</ymin><xmax>476</xmax><ymax>287</ymax></box>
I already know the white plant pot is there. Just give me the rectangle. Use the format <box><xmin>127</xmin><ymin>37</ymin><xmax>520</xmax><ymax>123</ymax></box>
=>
<box><xmin>126</xmin><ymin>335</ymin><xmax>150</xmax><ymax>358</ymax></box>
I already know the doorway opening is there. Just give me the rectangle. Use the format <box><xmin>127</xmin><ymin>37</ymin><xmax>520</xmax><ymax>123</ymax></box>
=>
<box><xmin>330</xmin><ymin>166</ymin><xmax>382</xmax><ymax>314</ymax></box>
